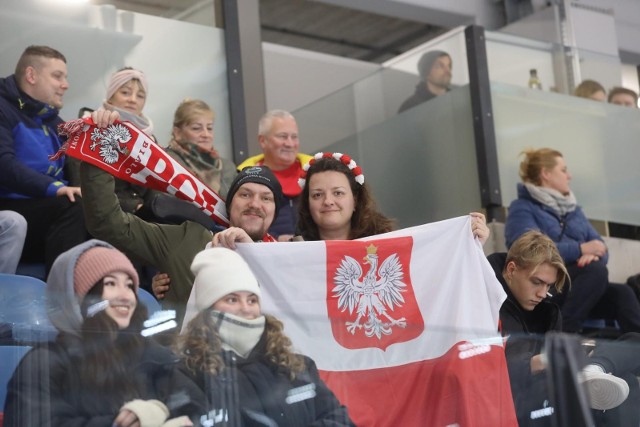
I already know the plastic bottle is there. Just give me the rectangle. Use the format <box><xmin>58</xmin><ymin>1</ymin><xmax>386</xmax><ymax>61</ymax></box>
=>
<box><xmin>528</xmin><ymin>69</ymin><xmax>542</xmax><ymax>90</ymax></box>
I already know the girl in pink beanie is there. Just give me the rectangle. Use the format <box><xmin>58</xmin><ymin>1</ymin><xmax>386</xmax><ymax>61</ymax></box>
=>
<box><xmin>4</xmin><ymin>240</ymin><xmax>202</xmax><ymax>427</ymax></box>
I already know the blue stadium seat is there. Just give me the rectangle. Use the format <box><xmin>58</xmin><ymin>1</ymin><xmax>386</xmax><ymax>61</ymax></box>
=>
<box><xmin>0</xmin><ymin>274</ymin><xmax>57</xmax><ymax>344</ymax></box>
<box><xmin>14</xmin><ymin>263</ymin><xmax>46</xmax><ymax>281</ymax></box>
<box><xmin>0</xmin><ymin>275</ymin><xmax>162</xmax><ymax>344</ymax></box>
<box><xmin>0</xmin><ymin>345</ymin><xmax>31</xmax><ymax>411</ymax></box>
<box><xmin>138</xmin><ymin>288</ymin><xmax>161</xmax><ymax>315</ymax></box>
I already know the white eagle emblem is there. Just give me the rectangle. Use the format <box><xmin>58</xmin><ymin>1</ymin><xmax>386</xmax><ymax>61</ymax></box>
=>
<box><xmin>333</xmin><ymin>244</ymin><xmax>407</xmax><ymax>339</ymax></box>
<box><xmin>89</xmin><ymin>124</ymin><xmax>132</xmax><ymax>164</ymax></box>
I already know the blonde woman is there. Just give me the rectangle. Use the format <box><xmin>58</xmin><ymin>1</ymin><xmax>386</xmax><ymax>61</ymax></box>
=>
<box><xmin>166</xmin><ymin>99</ymin><xmax>236</xmax><ymax>199</ymax></box>
<box><xmin>505</xmin><ymin>148</ymin><xmax>640</xmax><ymax>334</ymax></box>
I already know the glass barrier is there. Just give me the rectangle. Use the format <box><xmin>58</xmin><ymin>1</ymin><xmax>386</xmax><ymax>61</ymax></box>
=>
<box><xmin>0</xmin><ymin>0</ymin><xmax>232</xmax><ymax>158</ymax></box>
<box><xmin>292</xmin><ymin>27</ymin><xmax>479</xmax><ymax>229</ymax></box>
<box><xmin>485</xmin><ymin>28</ymin><xmax>625</xmax><ymax>98</ymax></box>
<box><xmin>297</xmin><ymin>84</ymin><xmax>480</xmax><ymax>229</ymax></box>
<box><xmin>574</xmin><ymin>46</ymin><xmax>624</xmax><ymax>93</ymax></box>
<box><xmin>3</xmin><ymin>265</ymin><xmax>639</xmax><ymax>427</ymax></box>
<box><xmin>485</xmin><ymin>30</ymin><xmax>560</xmax><ymax>92</ymax></box>
<box><xmin>294</xmin><ymin>27</ymin><xmax>470</xmax><ymax>155</ymax></box>
<box><xmin>492</xmin><ymin>81</ymin><xmax>640</xmax><ymax>226</ymax></box>
<box><xmin>0</xmin><ymin>216</ymin><xmax>519</xmax><ymax>427</ymax></box>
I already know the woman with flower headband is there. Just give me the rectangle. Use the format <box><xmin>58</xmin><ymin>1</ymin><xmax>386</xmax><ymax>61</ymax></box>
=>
<box><xmin>296</xmin><ymin>152</ymin><xmax>392</xmax><ymax>240</ymax></box>
<box><xmin>296</xmin><ymin>152</ymin><xmax>489</xmax><ymax>243</ymax></box>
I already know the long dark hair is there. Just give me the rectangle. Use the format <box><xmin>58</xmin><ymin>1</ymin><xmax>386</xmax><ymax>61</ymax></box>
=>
<box><xmin>176</xmin><ymin>310</ymin><xmax>305</xmax><ymax>381</ymax></box>
<box><xmin>77</xmin><ymin>279</ymin><xmax>149</xmax><ymax>411</ymax></box>
<box><xmin>297</xmin><ymin>157</ymin><xmax>395</xmax><ymax>240</ymax></box>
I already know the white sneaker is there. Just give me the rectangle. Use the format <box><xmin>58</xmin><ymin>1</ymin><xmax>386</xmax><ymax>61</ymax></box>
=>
<box><xmin>580</xmin><ymin>370</ymin><xmax>630</xmax><ymax>410</ymax></box>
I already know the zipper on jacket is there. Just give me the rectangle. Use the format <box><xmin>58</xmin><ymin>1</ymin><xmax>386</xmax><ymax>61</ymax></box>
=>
<box><xmin>558</xmin><ymin>218</ymin><xmax>567</xmax><ymax>240</ymax></box>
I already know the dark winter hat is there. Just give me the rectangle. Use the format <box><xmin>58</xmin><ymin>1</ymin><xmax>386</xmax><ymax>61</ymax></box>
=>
<box><xmin>226</xmin><ymin>166</ymin><xmax>283</xmax><ymax>218</ymax></box>
<box><xmin>417</xmin><ymin>50</ymin><xmax>450</xmax><ymax>78</ymax></box>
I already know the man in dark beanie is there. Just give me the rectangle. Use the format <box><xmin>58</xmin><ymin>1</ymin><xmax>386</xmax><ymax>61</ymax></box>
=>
<box><xmin>212</xmin><ymin>165</ymin><xmax>283</xmax><ymax>247</ymax></box>
<box><xmin>79</xmin><ymin>113</ymin><xmax>283</xmax><ymax>322</ymax></box>
<box><xmin>398</xmin><ymin>50</ymin><xmax>452</xmax><ymax>113</ymax></box>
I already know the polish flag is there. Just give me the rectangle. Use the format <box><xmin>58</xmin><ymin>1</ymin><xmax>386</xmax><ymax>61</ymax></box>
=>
<box><xmin>237</xmin><ymin>216</ymin><xmax>518</xmax><ymax>427</ymax></box>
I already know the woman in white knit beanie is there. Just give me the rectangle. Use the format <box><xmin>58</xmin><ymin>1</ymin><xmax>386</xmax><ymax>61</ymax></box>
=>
<box><xmin>176</xmin><ymin>247</ymin><xmax>355</xmax><ymax>427</ymax></box>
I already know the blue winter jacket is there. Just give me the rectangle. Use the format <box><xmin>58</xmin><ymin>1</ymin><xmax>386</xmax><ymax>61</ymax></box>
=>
<box><xmin>0</xmin><ymin>75</ymin><xmax>71</xmax><ymax>199</ymax></box>
<box><xmin>505</xmin><ymin>183</ymin><xmax>608</xmax><ymax>264</ymax></box>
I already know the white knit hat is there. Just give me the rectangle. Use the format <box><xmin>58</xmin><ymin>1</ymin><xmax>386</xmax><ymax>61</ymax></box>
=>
<box><xmin>181</xmin><ymin>247</ymin><xmax>260</xmax><ymax>331</ymax></box>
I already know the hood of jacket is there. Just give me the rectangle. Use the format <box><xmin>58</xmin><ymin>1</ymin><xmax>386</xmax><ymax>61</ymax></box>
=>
<box><xmin>516</xmin><ymin>182</ymin><xmax>534</xmax><ymax>202</ymax></box>
<box><xmin>0</xmin><ymin>75</ymin><xmax>60</xmax><ymax>120</ymax></box>
<box><xmin>516</xmin><ymin>182</ymin><xmax>557</xmax><ymax>213</ymax></box>
<box><xmin>46</xmin><ymin>239</ymin><xmax>118</xmax><ymax>337</ymax></box>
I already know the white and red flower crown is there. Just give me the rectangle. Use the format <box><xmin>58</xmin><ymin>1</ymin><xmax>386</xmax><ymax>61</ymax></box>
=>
<box><xmin>298</xmin><ymin>152</ymin><xmax>365</xmax><ymax>189</ymax></box>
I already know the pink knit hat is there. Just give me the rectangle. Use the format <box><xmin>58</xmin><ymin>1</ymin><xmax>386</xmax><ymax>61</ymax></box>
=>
<box><xmin>106</xmin><ymin>68</ymin><xmax>148</xmax><ymax>102</ymax></box>
<box><xmin>73</xmin><ymin>247</ymin><xmax>139</xmax><ymax>299</ymax></box>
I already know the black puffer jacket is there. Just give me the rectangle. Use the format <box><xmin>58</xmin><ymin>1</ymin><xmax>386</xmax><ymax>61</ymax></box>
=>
<box><xmin>184</xmin><ymin>330</ymin><xmax>355</xmax><ymax>427</ymax></box>
<box><xmin>5</xmin><ymin>336</ymin><xmax>204</xmax><ymax>427</ymax></box>
<box><xmin>488</xmin><ymin>252</ymin><xmax>562</xmax><ymax>426</ymax></box>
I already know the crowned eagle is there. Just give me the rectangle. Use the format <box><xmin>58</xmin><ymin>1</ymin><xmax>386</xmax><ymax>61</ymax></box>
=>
<box><xmin>333</xmin><ymin>245</ymin><xmax>407</xmax><ymax>339</ymax></box>
<box><xmin>89</xmin><ymin>123</ymin><xmax>131</xmax><ymax>164</ymax></box>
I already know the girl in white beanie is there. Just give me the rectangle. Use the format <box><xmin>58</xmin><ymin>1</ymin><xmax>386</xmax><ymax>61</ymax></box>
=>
<box><xmin>4</xmin><ymin>239</ymin><xmax>202</xmax><ymax>427</ymax></box>
<box><xmin>176</xmin><ymin>247</ymin><xmax>354</xmax><ymax>426</ymax></box>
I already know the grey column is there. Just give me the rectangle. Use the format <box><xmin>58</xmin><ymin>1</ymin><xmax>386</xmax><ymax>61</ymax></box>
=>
<box><xmin>217</xmin><ymin>0</ymin><xmax>266</xmax><ymax>164</ymax></box>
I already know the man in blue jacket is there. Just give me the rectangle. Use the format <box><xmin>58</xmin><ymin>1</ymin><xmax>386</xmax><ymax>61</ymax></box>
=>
<box><xmin>0</xmin><ymin>45</ymin><xmax>88</xmax><ymax>273</ymax></box>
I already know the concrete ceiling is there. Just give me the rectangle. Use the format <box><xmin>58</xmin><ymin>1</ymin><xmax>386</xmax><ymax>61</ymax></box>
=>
<box><xmin>92</xmin><ymin>0</ymin><xmax>448</xmax><ymax>63</ymax></box>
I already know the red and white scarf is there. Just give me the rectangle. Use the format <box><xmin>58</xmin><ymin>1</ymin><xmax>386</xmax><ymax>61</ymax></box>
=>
<box><xmin>52</xmin><ymin>118</ymin><xmax>229</xmax><ymax>227</ymax></box>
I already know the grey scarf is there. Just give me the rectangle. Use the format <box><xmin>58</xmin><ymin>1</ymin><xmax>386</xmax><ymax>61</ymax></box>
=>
<box><xmin>103</xmin><ymin>101</ymin><xmax>154</xmax><ymax>135</ymax></box>
<box><xmin>212</xmin><ymin>310</ymin><xmax>265</xmax><ymax>358</ymax></box>
<box><xmin>524</xmin><ymin>183</ymin><xmax>577</xmax><ymax>216</ymax></box>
